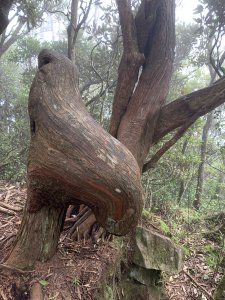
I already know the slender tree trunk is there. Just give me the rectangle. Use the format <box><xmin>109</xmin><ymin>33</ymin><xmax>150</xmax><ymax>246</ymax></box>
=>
<box><xmin>213</xmin><ymin>172</ymin><xmax>225</xmax><ymax>201</ymax></box>
<box><xmin>193</xmin><ymin>111</ymin><xmax>213</xmax><ymax>210</ymax></box>
<box><xmin>67</xmin><ymin>0</ymin><xmax>92</xmax><ymax>63</ymax></box>
<box><xmin>67</xmin><ymin>0</ymin><xmax>79</xmax><ymax>63</ymax></box>
<box><xmin>212</xmin><ymin>156</ymin><xmax>225</xmax><ymax>202</ymax></box>
<box><xmin>193</xmin><ymin>42</ymin><xmax>225</xmax><ymax>210</ymax></box>
<box><xmin>177</xmin><ymin>140</ymin><xmax>188</xmax><ymax>204</ymax></box>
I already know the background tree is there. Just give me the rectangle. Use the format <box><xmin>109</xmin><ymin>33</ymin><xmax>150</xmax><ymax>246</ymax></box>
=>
<box><xmin>0</xmin><ymin>0</ymin><xmax>62</xmax><ymax>57</ymax></box>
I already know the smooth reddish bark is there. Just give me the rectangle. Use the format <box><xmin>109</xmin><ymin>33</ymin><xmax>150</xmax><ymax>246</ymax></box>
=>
<box><xmin>6</xmin><ymin>0</ymin><xmax>225</xmax><ymax>271</ymax></box>
<box><xmin>110</xmin><ymin>0</ymin><xmax>175</xmax><ymax>167</ymax></box>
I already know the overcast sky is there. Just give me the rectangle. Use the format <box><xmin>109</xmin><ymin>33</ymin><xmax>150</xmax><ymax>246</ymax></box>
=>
<box><xmin>176</xmin><ymin>0</ymin><xmax>199</xmax><ymax>24</ymax></box>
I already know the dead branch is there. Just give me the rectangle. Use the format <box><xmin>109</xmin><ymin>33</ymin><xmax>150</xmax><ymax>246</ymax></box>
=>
<box><xmin>68</xmin><ymin>208</ymin><xmax>93</xmax><ymax>237</ymax></box>
<box><xmin>0</xmin><ymin>264</ymin><xmax>34</xmax><ymax>274</ymax></box>
<box><xmin>183</xmin><ymin>270</ymin><xmax>214</xmax><ymax>300</ymax></box>
<box><xmin>0</xmin><ymin>206</ymin><xmax>15</xmax><ymax>215</ymax></box>
<box><xmin>0</xmin><ymin>201</ymin><xmax>22</xmax><ymax>212</ymax></box>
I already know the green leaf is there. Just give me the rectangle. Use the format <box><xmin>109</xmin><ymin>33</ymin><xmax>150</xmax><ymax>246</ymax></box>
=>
<box><xmin>39</xmin><ymin>280</ymin><xmax>49</xmax><ymax>286</ymax></box>
<box><xmin>194</xmin><ymin>4</ymin><xmax>204</xmax><ymax>14</ymax></box>
<box><xmin>72</xmin><ymin>277</ymin><xmax>80</xmax><ymax>286</ymax></box>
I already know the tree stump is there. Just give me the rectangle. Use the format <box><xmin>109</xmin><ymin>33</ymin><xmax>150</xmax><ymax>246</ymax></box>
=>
<box><xmin>6</xmin><ymin>49</ymin><xmax>143</xmax><ymax>269</ymax></box>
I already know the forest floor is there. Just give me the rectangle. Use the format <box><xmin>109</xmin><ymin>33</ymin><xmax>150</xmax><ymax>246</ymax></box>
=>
<box><xmin>0</xmin><ymin>181</ymin><xmax>224</xmax><ymax>300</ymax></box>
<box><xmin>165</xmin><ymin>230</ymin><xmax>223</xmax><ymax>300</ymax></box>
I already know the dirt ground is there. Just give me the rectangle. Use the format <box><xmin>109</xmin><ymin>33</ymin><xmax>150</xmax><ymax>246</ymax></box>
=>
<box><xmin>0</xmin><ymin>182</ymin><xmax>119</xmax><ymax>300</ymax></box>
<box><xmin>0</xmin><ymin>181</ymin><xmax>223</xmax><ymax>299</ymax></box>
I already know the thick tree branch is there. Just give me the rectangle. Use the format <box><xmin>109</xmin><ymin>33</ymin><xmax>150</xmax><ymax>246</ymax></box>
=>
<box><xmin>116</xmin><ymin>1</ymin><xmax>175</xmax><ymax>168</ymax></box>
<box><xmin>109</xmin><ymin>0</ymin><xmax>144</xmax><ymax>137</ymax></box>
<box><xmin>0</xmin><ymin>0</ymin><xmax>14</xmax><ymax>35</ymax></box>
<box><xmin>135</xmin><ymin>0</ymin><xmax>161</xmax><ymax>55</ymax></box>
<box><xmin>0</xmin><ymin>17</ymin><xmax>26</xmax><ymax>57</ymax></box>
<box><xmin>153</xmin><ymin>77</ymin><xmax>225</xmax><ymax>145</ymax></box>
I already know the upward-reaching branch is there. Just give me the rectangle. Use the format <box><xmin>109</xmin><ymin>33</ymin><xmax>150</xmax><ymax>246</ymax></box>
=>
<box><xmin>0</xmin><ymin>16</ymin><xmax>26</xmax><ymax>57</ymax></box>
<box><xmin>67</xmin><ymin>0</ymin><xmax>93</xmax><ymax>63</ymax></box>
<box><xmin>116</xmin><ymin>0</ymin><xmax>175</xmax><ymax>168</ymax></box>
<box><xmin>109</xmin><ymin>0</ymin><xmax>144</xmax><ymax>137</ymax></box>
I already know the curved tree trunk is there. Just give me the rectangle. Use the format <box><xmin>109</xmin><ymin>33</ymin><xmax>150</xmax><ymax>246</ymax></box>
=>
<box><xmin>6</xmin><ymin>0</ymin><xmax>225</xmax><ymax>271</ymax></box>
<box><xmin>6</xmin><ymin>49</ymin><xmax>143</xmax><ymax>269</ymax></box>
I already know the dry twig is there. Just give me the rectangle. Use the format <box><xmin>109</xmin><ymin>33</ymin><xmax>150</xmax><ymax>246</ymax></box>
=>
<box><xmin>0</xmin><ymin>207</ymin><xmax>15</xmax><ymax>215</ymax></box>
<box><xmin>0</xmin><ymin>201</ymin><xmax>22</xmax><ymax>212</ymax></box>
<box><xmin>183</xmin><ymin>270</ymin><xmax>214</xmax><ymax>300</ymax></box>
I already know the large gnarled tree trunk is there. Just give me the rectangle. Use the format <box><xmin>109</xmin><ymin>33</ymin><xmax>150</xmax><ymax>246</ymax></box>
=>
<box><xmin>6</xmin><ymin>50</ymin><xmax>143</xmax><ymax>269</ymax></box>
<box><xmin>6</xmin><ymin>0</ymin><xmax>225</xmax><ymax>270</ymax></box>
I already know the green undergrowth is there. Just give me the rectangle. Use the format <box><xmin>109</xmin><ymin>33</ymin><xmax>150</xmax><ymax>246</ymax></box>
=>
<box><xmin>142</xmin><ymin>206</ymin><xmax>225</xmax><ymax>273</ymax></box>
<box><xmin>142</xmin><ymin>209</ymin><xmax>170</xmax><ymax>235</ymax></box>
<box><xmin>141</xmin><ymin>208</ymin><xmax>189</xmax><ymax>256</ymax></box>
<box><xmin>203</xmin><ymin>244</ymin><xmax>220</xmax><ymax>269</ymax></box>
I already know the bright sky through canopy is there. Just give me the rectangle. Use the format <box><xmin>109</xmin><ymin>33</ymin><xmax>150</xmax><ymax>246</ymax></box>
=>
<box><xmin>176</xmin><ymin>0</ymin><xmax>199</xmax><ymax>24</ymax></box>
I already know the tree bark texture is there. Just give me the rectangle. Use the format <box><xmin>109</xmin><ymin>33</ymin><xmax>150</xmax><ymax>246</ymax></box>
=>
<box><xmin>6</xmin><ymin>49</ymin><xmax>143</xmax><ymax>269</ymax></box>
<box><xmin>6</xmin><ymin>202</ymin><xmax>66</xmax><ymax>269</ymax></box>
<box><xmin>153</xmin><ymin>78</ymin><xmax>225</xmax><ymax>145</ymax></box>
<box><xmin>0</xmin><ymin>0</ymin><xmax>13</xmax><ymax>35</ymax></box>
<box><xmin>6</xmin><ymin>0</ymin><xmax>225</xmax><ymax>270</ymax></box>
<box><xmin>110</xmin><ymin>0</ymin><xmax>175</xmax><ymax>168</ymax></box>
